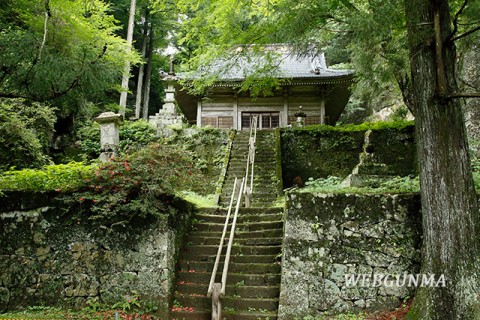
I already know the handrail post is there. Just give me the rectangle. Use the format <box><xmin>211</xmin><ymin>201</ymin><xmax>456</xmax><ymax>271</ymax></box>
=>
<box><xmin>211</xmin><ymin>283</ymin><xmax>222</xmax><ymax>320</ymax></box>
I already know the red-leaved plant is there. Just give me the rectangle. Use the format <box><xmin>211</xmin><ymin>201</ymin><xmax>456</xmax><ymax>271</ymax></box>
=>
<box><xmin>70</xmin><ymin>142</ymin><xmax>206</xmax><ymax>222</ymax></box>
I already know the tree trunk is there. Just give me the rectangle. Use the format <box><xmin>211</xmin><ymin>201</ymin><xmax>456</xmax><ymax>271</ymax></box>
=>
<box><xmin>38</xmin><ymin>0</ymin><xmax>51</xmax><ymax>61</ymax></box>
<box><xmin>404</xmin><ymin>0</ymin><xmax>480</xmax><ymax>319</ymax></box>
<box><xmin>119</xmin><ymin>0</ymin><xmax>137</xmax><ymax>116</ymax></box>
<box><xmin>134</xmin><ymin>8</ymin><xmax>150</xmax><ymax>119</ymax></box>
<box><xmin>142</xmin><ymin>25</ymin><xmax>154</xmax><ymax>120</ymax></box>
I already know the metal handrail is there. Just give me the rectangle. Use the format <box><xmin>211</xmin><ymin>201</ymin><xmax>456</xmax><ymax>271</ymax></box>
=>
<box><xmin>207</xmin><ymin>177</ymin><xmax>238</xmax><ymax>297</ymax></box>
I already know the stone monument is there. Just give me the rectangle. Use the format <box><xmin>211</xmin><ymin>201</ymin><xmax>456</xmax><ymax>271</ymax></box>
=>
<box><xmin>150</xmin><ymin>59</ymin><xmax>185</xmax><ymax>136</ymax></box>
<box><xmin>94</xmin><ymin>112</ymin><xmax>123</xmax><ymax>162</ymax></box>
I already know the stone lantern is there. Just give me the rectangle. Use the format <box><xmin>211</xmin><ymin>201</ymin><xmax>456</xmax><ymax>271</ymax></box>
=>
<box><xmin>94</xmin><ymin>112</ymin><xmax>123</xmax><ymax>162</ymax></box>
<box><xmin>294</xmin><ymin>106</ymin><xmax>307</xmax><ymax>127</ymax></box>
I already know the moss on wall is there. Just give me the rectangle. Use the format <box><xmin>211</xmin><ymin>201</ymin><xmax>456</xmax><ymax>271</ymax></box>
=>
<box><xmin>281</xmin><ymin>129</ymin><xmax>365</xmax><ymax>186</ymax></box>
<box><xmin>167</xmin><ymin>127</ymin><xmax>229</xmax><ymax>195</ymax></box>
<box><xmin>0</xmin><ymin>191</ymin><xmax>194</xmax><ymax>316</ymax></box>
<box><xmin>281</xmin><ymin>124</ymin><xmax>417</xmax><ymax>187</ymax></box>
<box><xmin>278</xmin><ymin>192</ymin><xmax>422</xmax><ymax>319</ymax></box>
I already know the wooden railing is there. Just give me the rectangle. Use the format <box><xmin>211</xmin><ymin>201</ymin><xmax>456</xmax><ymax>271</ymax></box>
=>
<box><xmin>207</xmin><ymin>177</ymin><xmax>245</xmax><ymax>320</ymax></box>
<box><xmin>207</xmin><ymin>116</ymin><xmax>258</xmax><ymax>320</ymax></box>
<box><xmin>244</xmin><ymin>115</ymin><xmax>258</xmax><ymax>207</ymax></box>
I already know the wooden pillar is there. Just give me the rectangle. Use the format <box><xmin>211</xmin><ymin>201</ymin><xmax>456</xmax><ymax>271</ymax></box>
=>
<box><xmin>320</xmin><ymin>99</ymin><xmax>326</xmax><ymax>125</ymax></box>
<box><xmin>233</xmin><ymin>96</ymin><xmax>238</xmax><ymax>130</ymax></box>
<box><xmin>283</xmin><ymin>89</ymin><xmax>289</xmax><ymax>127</ymax></box>
<box><xmin>197</xmin><ymin>99</ymin><xmax>202</xmax><ymax>127</ymax></box>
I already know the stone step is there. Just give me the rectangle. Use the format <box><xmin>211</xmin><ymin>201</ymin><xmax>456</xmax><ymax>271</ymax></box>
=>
<box><xmin>173</xmin><ymin>294</ymin><xmax>279</xmax><ymax>312</ymax></box>
<box><xmin>171</xmin><ymin>310</ymin><xmax>277</xmax><ymax>320</ymax></box>
<box><xmin>182</xmin><ymin>245</ymin><xmax>282</xmax><ymax>256</ymax></box>
<box><xmin>221</xmin><ymin>187</ymin><xmax>277</xmax><ymax>194</ymax></box>
<box><xmin>219</xmin><ymin>196</ymin><xmax>278</xmax><ymax>204</ymax></box>
<box><xmin>195</xmin><ymin>213</ymin><xmax>283</xmax><ymax>224</ymax></box>
<box><xmin>224</xmin><ymin>174</ymin><xmax>276</xmax><ymax>179</ymax></box>
<box><xmin>226</xmin><ymin>162</ymin><xmax>277</xmax><ymax>169</ymax></box>
<box><xmin>196</xmin><ymin>208</ymin><xmax>283</xmax><ymax>215</ymax></box>
<box><xmin>219</xmin><ymin>195</ymin><xmax>278</xmax><ymax>204</ymax></box>
<box><xmin>225</xmin><ymin>170</ymin><xmax>277</xmax><ymax>176</ymax></box>
<box><xmin>178</xmin><ymin>261</ymin><xmax>281</xmax><ymax>274</ymax></box>
<box><xmin>176</xmin><ymin>271</ymin><xmax>281</xmax><ymax>286</ymax></box>
<box><xmin>230</xmin><ymin>152</ymin><xmax>276</xmax><ymax>158</ymax></box>
<box><xmin>170</xmin><ymin>310</ymin><xmax>277</xmax><ymax>320</ymax></box>
<box><xmin>218</xmin><ymin>203</ymin><xmax>279</xmax><ymax>209</ymax></box>
<box><xmin>190</xmin><ymin>228</ymin><xmax>283</xmax><ymax>239</ymax></box>
<box><xmin>194</xmin><ymin>221</ymin><xmax>284</xmax><ymax>232</ymax></box>
<box><xmin>228</xmin><ymin>159</ymin><xmax>277</xmax><ymax>165</ymax></box>
<box><xmin>220</xmin><ymin>191</ymin><xmax>277</xmax><ymax>199</ymax></box>
<box><xmin>175</xmin><ymin>283</ymin><xmax>280</xmax><ymax>299</ymax></box>
<box><xmin>180</xmin><ymin>254</ymin><xmax>279</xmax><ymax>265</ymax></box>
<box><xmin>187</xmin><ymin>236</ymin><xmax>283</xmax><ymax>246</ymax></box>
<box><xmin>229</xmin><ymin>155</ymin><xmax>276</xmax><ymax>161</ymax></box>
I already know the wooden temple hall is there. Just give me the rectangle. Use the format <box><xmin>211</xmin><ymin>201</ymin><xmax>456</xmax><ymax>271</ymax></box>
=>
<box><xmin>150</xmin><ymin>46</ymin><xmax>354</xmax><ymax>130</ymax></box>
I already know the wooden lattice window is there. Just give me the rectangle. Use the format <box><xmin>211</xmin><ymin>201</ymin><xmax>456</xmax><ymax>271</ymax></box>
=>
<box><xmin>202</xmin><ymin>117</ymin><xmax>217</xmax><ymax>127</ymax></box>
<box><xmin>305</xmin><ymin>116</ymin><xmax>321</xmax><ymax>125</ymax></box>
<box><xmin>218</xmin><ymin>116</ymin><xmax>233</xmax><ymax>128</ymax></box>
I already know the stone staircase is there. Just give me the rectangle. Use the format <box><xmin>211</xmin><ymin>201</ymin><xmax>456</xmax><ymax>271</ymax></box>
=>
<box><xmin>170</xmin><ymin>129</ymin><xmax>284</xmax><ymax>320</ymax></box>
<box><xmin>219</xmin><ymin>130</ymin><xmax>280</xmax><ymax>207</ymax></box>
<box><xmin>170</xmin><ymin>207</ymin><xmax>283</xmax><ymax>320</ymax></box>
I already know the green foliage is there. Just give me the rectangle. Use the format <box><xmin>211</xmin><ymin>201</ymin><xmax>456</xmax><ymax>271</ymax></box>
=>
<box><xmin>119</xmin><ymin>120</ymin><xmax>158</xmax><ymax>153</ymax></box>
<box><xmin>178</xmin><ymin>191</ymin><xmax>216</xmax><ymax>208</ymax></box>
<box><xmin>295</xmin><ymin>120</ymin><xmax>414</xmax><ymax>133</ymax></box>
<box><xmin>301</xmin><ymin>175</ymin><xmax>420</xmax><ymax>194</ymax></box>
<box><xmin>167</xmin><ymin>127</ymin><xmax>229</xmax><ymax>195</ymax></box>
<box><xmin>77</xmin><ymin>120</ymin><xmax>158</xmax><ymax>159</ymax></box>
<box><xmin>0</xmin><ymin>162</ymin><xmax>95</xmax><ymax>192</ymax></box>
<box><xmin>77</xmin><ymin>121</ymin><xmax>101</xmax><ymax>158</ymax></box>
<box><xmin>1</xmin><ymin>299</ymin><xmax>161</xmax><ymax>319</ymax></box>
<box><xmin>69</xmin><ymin>142</ymin><xmax>205</xmax><ymax>221</ymax></box>
<box><xmin>0</xmin><ymin>0</ymin><xmax>139</xmax><ymax>117</ymax></box>
<box><xmin>0</xmin><ymin>98</ymin><xmax>56</xmax><ymax>170</ymax></box>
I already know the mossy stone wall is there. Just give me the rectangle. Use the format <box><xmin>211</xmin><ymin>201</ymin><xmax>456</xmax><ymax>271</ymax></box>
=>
<box><xmin>278</xmin><ymin>192</ymin><xmax>422</xmax><ymax>319</ymax></box>
<box><xmin>0</xmin><ymin>191</ymin><xmax>193</xmax><ymax>317</ymax></box>
<box><xmin>281</xmin><ymin>125</ymin><xmax>416</xmax><ymax>187</ymax></box>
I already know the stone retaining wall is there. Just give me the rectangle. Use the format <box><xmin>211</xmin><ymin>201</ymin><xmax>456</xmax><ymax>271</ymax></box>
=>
<box><xmin>0</xmin><ymin>191</ymin><xmax>193</xmax><ymax>317</ymax></box>
<box><xmin>278</xmin><ymin>192</ymin><xmax>422</xmax><ymax>319</ymax></box>
<box><xmin>281</xmin><ymin>125</ymin><xmax>416</xmax><ymax>187</ymax></box>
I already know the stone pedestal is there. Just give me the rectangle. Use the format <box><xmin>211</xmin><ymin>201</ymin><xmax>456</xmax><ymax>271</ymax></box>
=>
<box><xmin>94</xmin><ymin>112</ymin><xmax>123</xmax><ymax>162</ymax></box>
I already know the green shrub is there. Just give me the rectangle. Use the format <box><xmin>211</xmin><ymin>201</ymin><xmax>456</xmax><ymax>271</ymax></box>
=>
<box><xmin>77</xmin><ymin>120</ymin><xmax>158</xmax><ymax>159</ymax></box>
<box><xmin>300</xmin><ymin>175</ymin><xmax>420</xmax><ymax>194</ymax></box>
<box><xmin>0</xmin><ymin>162</ymin><xmax>95</xmax><ymax>192</ymax></box>
<box><xmin>68</xmin><ymin>142</ymin><xmax>206</xmax><ymax>221</ymax></box>
<box><xmin>77</xmin><ymin>120</ymin><xmax>101</xmax><ymax>158</ymax></box>
<box><xmin>292</xmin><ymin>120</ymin><xmax>414</xmax><ymax>133</ymax></box>
<box><xmin>0</xmin><ymin>98</ymin><xmax>56</xmax><ymax>170</ymax></box>
<box><xmin>119</xmin><ymin>120</ymin><xmax>158</xmax><ymax>153</ymax></box>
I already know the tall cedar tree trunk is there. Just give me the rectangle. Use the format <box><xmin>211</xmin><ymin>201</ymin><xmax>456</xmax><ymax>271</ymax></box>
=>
<box><xmin>119</xmin><ymin>0</ymin><xmax>136</xmax><ymax>116</ymax></box>
<box><xmin>405</xmin><ymin>0</ymin><xmax>480</xmax><ymax>319</ymax></box>
<box><xmin>135</xmin><ymin>8</ymin><xmax>150</xmax><ymax>119</ymax></box>
<box><xmin>142</xmin><ymin>25</ymin><xmax>154</xmax><ymax>120</ymax></box>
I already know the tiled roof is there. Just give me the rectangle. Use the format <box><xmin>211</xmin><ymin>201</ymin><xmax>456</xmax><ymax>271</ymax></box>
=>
<box><xmin>171</xmin><ymin>47</ymin><xmax>354</xmax><ymax>82</ymax></box>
